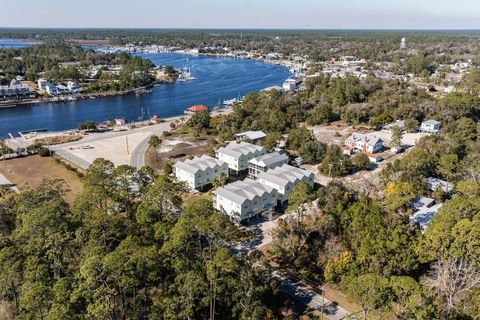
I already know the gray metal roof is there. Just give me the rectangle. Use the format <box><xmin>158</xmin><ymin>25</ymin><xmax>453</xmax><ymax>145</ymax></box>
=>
<box><xmin>214</xmin><ymin>178</ymin><xmax>275</xmax><ymax>205</ymax></box>
<box><xmin>345</xmin><ymin>133</ymin><xmax>383</xmax><ymax>148</ymax></box>
<box><xmin>234</xmin><ymin>131</ymin><xmax>266</xmax><ymax>140</ymax></box>
<box><xmin>249</xmin><ymin>152</ymin><xmax>288</xmax><ymax>167</ymax></box>
<box><xmin>174</xmin><ymin>155</ymin><xmax>226</xmax><ymax>175</ymax></box>
<box><xmin>217</xmin><ymin>141</ymin><xmax>265</xmax><ymax>158</ymax></box>
<box><xmin>422</xmin><ymin>119</ymin><xmax>441</xmax><ymax>125</ymax></box>
<box><xmin>410</xmin><ymin>203</ymin><xmax>443</xmax><ymax>230</ymax></box>
<box><xmin>257</xmin><ymin>164</ymin><xmax>314</xmax><ymax>189</ymax></box>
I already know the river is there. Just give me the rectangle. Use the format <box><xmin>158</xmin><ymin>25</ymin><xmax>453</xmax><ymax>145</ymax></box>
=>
<box><xmin>0</xmin><ymin>47</ymin><xmax>290</xmax><ymax>137</ymax></box>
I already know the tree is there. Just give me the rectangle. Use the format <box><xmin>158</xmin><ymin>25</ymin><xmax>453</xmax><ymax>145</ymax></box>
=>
<box><xmin>404</xmin><ymin>118</ymin><xmax>419</xmax><ymax>133</ymax></box>
<box><xmin>319</xmin><ymin>145</ymin><xmax>352</xmax><ymax>177</ymax></box>
<box><xmin>426</xmin><ymin>258</ymin><xmax>480</xmax><ymax>316</ymax></box>
<box><xmin>78</xmin><ymin>120</ymin><xmax>97</xmax><ymax>131</ymax></box>
<box><xmin>287</xmin><ymin>181</ymin><xmax>315</xmax><ymax>220</ymax></box>
<box><xmin>391</xmin><ymin>125</ymin><xmax>402</xmax><ymax>147</ymax></box>
<box><xmin>352</xmin><ymin>152</ymin><xmax>370</xmax><ymax>171</ymax></box>
<box><xmin>298</xmin><ymin>140</ymin><xmax>327</xmax><ymax>164</ymax></box>
<box><xmin>148</xmin><ymin>135</ymin><xmax>162</xmax><ymax>163</ymax></box>
<box><xmin>263</xmin><ymin>132</ymin><xmax>281</xmax><ymax>152</ymax></box>
<box><xmin>186</xmin><ymin>110</ymin><xmax>211</xmax><ymax>137</ymax></box>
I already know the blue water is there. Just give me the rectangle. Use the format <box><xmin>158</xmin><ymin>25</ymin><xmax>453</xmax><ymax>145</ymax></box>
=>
<box><xmin>0</xmin><ymin>51</ymin><xmax>289</xmax><ymax>137</ymax></box>
<box><xmin>0</xmin><ymin>38</ymin><xmax>36</xmax><ymax>49</ymax></box>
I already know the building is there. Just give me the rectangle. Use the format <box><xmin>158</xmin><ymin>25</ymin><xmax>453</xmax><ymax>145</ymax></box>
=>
<box><xmin>345</xmin><ymin>133</ymin><xmax>384</xmax><ymax>154</ymax></box>
<box><xmin>185</xmin><ymin>104</ymin><xmax>208</xmax><ymax>114</ymax></box>
<box><xmin>248</xmin><ymin>152</ymin><xmax>289</xmax><ymax>179</ymax></box>
<box><xmin>0</xmin><ymin>84</ymin><xmax>30</xmax><ymax>98</ymax></box>
<box><xmin>257</xmin><ymin>164</ymin><xmax>315</xmax><ymax>203</ymax></box>
<box><xmin>67</xmin><ymin>81</ymin><xmax>79</xmax><ymax>93</ymax></box>
<box><xmin>114</xmin><ymin>118</ymin><xmax>126</xmax><ymax>126</ymax></box>
<box><xmin>283</xmin><ymin>79</ymin><xmax>297</xmax><ymax>92</ymax></box>
<box><xmin>234</xmin><ymin>131</ymin><xmax>266</xmax><ymax>145</ymax></box>
<box><xmin>425</xmin><ymin>177</ymin><xmax>454</xmax><ymax>193</ymax></box>
<box><xmin>45</xmin><ymin>83</ymin><xmax>58</xmax><ymax>96</ymax></box>
<box><xmin>216</xmin><ymin>142</ymin><xmax>266</xmax><ymax>175</ymax></box>
<box><xmin>382</xmin><ymin>120</ymin><xmax>405</xmax><ymax>132</ymax></box>
<box><xmin>174</xmin><ymin>155</ymin><xmax>229</xmax><ymax>190</ymax></box>
<box><xmin>37</xmin><ymin>79</ymin><xmax>47</xmax><ymax>91</ymax></box>
<box><xmin>56</xmin><ymin>85</ymin><xmax>69</xmax><ymax>95</ymax></box>
<box><xmin>410</xmin><ymin>203</ymin><xmax>443</xmax><ymax>231</ymax></box>
<box><xmin>420</xmin><ymin>120</ymin><xmax>441</xmax><ymax>134</ymax></box>
<box><xmin>213</xmin><ymin>178</ymin><xmax>277</xmax><ymax>222</ymax></box>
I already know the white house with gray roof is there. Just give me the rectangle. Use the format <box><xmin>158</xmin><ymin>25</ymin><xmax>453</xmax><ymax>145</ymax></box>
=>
<box><xmin>257</xmin><ymin>164</ymin><xmax>315</xmax><ymax>203</ymax></box>
<box><xmin>216</xmin><ymin>142</ymin><xmax>266</xmax><ymax>175</ymax></box>
<box><xmin>420</xmin><ymin>120</ymin><xmax>441</xmax><ymax>134</ymax></box>
<box><xmin>213</xmin><ymin>178</ymin><xmax>277</xmax><ymax>222</ymax></box>
<box><xmin>345</xmin><ymin>133</ymin><xmax>383</xmax><ymax>154</ymax></box>
<box><xmin>382</xmin><ymin>120</ymin><xmax>405</xmax><ymax>132</ymax></box>
<box><xmin>248</xmin><ymin>151</ymin><xmax>289</xmax><ymax>179</ymax></box>
<box><xmin>173</xmin><ymin>155</ymin><xmax>228</xmax><ymax>190</ymax></box>
<box><xmin>234</xmin><ymin>131</ymin><xmax>266</xmax><ymax>145</ymax></box>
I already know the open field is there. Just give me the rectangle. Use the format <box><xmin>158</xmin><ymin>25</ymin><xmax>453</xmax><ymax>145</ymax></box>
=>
<box><xmin>0</xmin><ymin>155</ymin><xmax>84</xmax><ymax>203</ymax></box>
<box><xmin>145</xmin><ymin>131</ymin><xmax>209</xmax><ymax>171</ymax></box>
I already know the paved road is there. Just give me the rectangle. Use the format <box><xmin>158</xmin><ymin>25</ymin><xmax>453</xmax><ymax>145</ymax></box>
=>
<box><xmin>130</xmin><ymin>133</ymin><xmax>153</xmax><ymax>169</ymax></box>
<box><xmin>274</xmin><ymin>272</ymin><xmax>353</xmax><ymax>320</ymax></box>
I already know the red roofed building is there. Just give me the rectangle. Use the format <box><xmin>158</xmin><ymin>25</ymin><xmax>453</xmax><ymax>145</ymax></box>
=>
<box><xmin>185</xmin><ymin>104</ymin><xmax>208</xmax><ymax>114</ymax></box>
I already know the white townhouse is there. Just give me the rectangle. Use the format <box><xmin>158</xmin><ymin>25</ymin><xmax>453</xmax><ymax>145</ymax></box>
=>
<box><xmin>216</xmin><ymin>142</ymin><xmax>266</xmax><ymax>175</ymax></box>
<box><xmin>420</xmin><ymin>120</ymin><xmax>441</xmax><ymax>134</ymax></box>
<box><xmin>257</xmin><ymin>164</ymin><xmax>315</xmax><ymax>203</ymax></box>
<box><xmin>213</xmin><ymin>178</ymin><xmax>277</xmax><ymax>222</ymax></box>
<box><xmin>248</xmin><ymin>151</ymin><xmax>289</xmax><ymax>179</ymax></box>
<box><xmin>345</xmin><ymin>133</ymin><xmax>383</xmax><ymax>154</ymax></box>
<box><xmin>173</xmin><ymin>155</ymin><xmax>228</xmax><ymax>190</ymax></box>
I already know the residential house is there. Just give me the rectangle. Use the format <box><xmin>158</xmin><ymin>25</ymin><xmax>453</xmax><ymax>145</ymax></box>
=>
<box><xmin>420</xmin><ymin>120</ymin><xmax>441</xmax><ymax>134</ymax></box>
<box><xmin>45</xmin><ymin>83</ymin><xmax>58</xmax><ymax>96</ymax></box>
<box><xmin>248</xmin><ymin>152</ymin><xmax>289</xmax><ymax>179</ymax></box>
<box><xmin>410</xmin><ymin>203</ymin><xmax>443</xmax><ymax>231</ymax></box>
<box><xmin>257</xmin><ymin>164</ymin><xmax>315</xmax><ymax>203</ymax></box>
<box><xmin>282</xmin><ymin>79</ymin><xmax>297</xmax><ymax>92</ymax></box>
<box><xmin>174</xmin><ymin>155</ymin><xmax>229</xmax><ymax>190</ymax></box>
<box><xmin>425</xmin><ymin>177</ymin><xmax>454</xmax><ymax>193</ymax></box>
<box><xmin>213</xmin><ymin>178</ymin><xmax>277</xmax><ymax>222</ymax></box>
<box><xmin>37</xmin><ymin>79</ymin><xmax>47</xmax><ymax>91</ymax></box>
<box><xmin>382</xmin><ymin>120</ymin><xmax>405</xmax><ymax>132</ymax></box>
<box><xmin>67</xmin><ymin>81</ymin><xmax>79</xmax><ymax>93</ymax></box>
<box><xmin>344</xmin><ymin>133</ymin><xmax>383</xmax><ymax>154</ymax></box>
<box><xmin>216</xmin><ymin>142</ymin><xmax>266</xmax><ymax>175</ymax></box>
<box><xmin>234</xmin><ymin>131</ymin><xmax>266</xmax><ymax>145</ymax></box>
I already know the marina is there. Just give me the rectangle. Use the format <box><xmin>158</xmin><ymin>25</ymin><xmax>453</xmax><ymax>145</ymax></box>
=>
<box><xmin>0</xmin><ymin>51</ymin><xmax>290</xmax><ymax>137</ymax></box>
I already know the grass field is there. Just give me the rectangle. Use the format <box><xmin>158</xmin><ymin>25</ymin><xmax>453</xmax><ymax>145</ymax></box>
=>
<box><xmin>0</xmin><ymin>155</ymin><xmax>84</xmax><ymax>203</ymax></box>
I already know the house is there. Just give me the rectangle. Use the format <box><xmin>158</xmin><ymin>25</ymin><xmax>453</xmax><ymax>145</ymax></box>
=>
<box><xmin>420</xmin><ymin>120</ymin><xmax>441</xmax><ymax>134</ymax></box>
<box><xmin>411</xmin><ymin>196</ymin><xmax>435</xmax><ymax>211</ymax></box>
<box><xmin>234</xmin><ymin>131</ymin><xmax>266</xmax><ymax>145</ymax></box>
<box><xmin>410</xmin><ymin>203</ymin><xmax>443</xmax><ymax>231</ymax></box>
<box><xmin>174</xmin><ymin>155</ymin><xmax>229</xmax><ymax>190</ymax></box>
<box><xmin>37</xmin><ymin>79</ymin><xmax>47</xmax><ymax>91</ymax></box>
<box><xmin>257</xmin><ymin>164</ymin><xmax>315</xmax><ymax>203</ymax></box>
<box><xmin>67</xmin><ymin>81</ymin><xmax>79</xmax><ymax>93</ymax></box>
<box><xmin>185</xmin><ymin>104</ymin><xmax>208</xmax><ymax>114</ymax></box>
<box><xmin>213</xmin><ymin>178</ymin><xmax>277</xmax><ymax>222</ymax></box>
<box><xmin>216</xmin><ymin>142</ymin><xmax>266</xmax><ymax>175</ymax></box>
<box><xmin>114</xmin><ymin>118</ymin><xmax>126</xmax><ymax>126</ymax></box>
<box><xmin>425</xmin><ymin>177</ymin><xmax>453</xmax><ymax>193</ymax></box>
<box><xmin>248</xmin><ymin>152</ymin><xmax>289</xmax><ymax>179</ymax></box>
<box><xmin>44</xmin><ymin>83</ymin><xmax>58</xmax><ymax>96</ymax></box>
<box><xmin>382</xmin><ymin>120</ymin><xmax>405</xmax><ymax>132</ymax></box>
<box><xmin>283</xmin><ymin>79</ymin><xmax>297</xmax><ymax>92</ymax></box>
<box><xmin>56</xmin><ymin>85</ymin><xmax>69</xmax><ymax>95</ymax></box>
<box><xmin>344</xmin><ymin>133</ymin><xmax>383</xmax><ymax>154</ymax></box>
<box><xmin>0</xmin><ymin>84</ymin><xmax>29</xmax><ymax>98</ymax></box>
<box><xmin>150</xmin><ymin>115</ymin><xmax>161</xmax><ymax>124</ymax></box>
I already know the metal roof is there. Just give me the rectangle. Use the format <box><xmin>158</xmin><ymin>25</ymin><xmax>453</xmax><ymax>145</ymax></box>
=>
<box><xmin>257</xmin><ymin>164</ymin><xmax>314</xmax><ymax>189</ymax></box>
<box><xmin>214</xmin><ymin>178</ymin><xmax>275</xmax><ymax>205</ymax></box>
<box><xmin>174</xmin><ymin>155</ymin><xmax>226</xmax><ymax>175</ymax></box>
<box><xmin>249</xmin><ymin>152</ymin><xmax>288</xmax><ymax>167</ymax></box>
<box><xmin>345</xmin><ymin>133</ymin><xmax>383</xmax><ymax>148</ymax></box>
<box><xmin>410</xmin><ymin>203</ymin><xmax>443</xmax><ymax>231</ymax></box>
<box><xmin>217</xmin><ymin>141</ymin><xmax>265</xmax><ymax>158</ymax></box>
<box><xmin>234</xmin><ymin>130</ymin><xmax>266</xmax><ymax>140</ymax></box>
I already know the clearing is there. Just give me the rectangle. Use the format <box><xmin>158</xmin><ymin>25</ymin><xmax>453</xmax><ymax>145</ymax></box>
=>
<box><xmin>0</xmin><ymin>155</ymin><xmax>84</xmax><ymax>203</ymax></box>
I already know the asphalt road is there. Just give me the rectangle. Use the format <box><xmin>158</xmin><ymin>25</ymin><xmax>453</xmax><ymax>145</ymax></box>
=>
<box><xmin>130</xmin><ymin>133</ymin><xmax>152</xmax><ymax>169</ymax></box>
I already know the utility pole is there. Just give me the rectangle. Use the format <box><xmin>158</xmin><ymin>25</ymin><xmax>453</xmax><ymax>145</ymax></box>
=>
<box><xmin>126</xmin><ymin>135</ymin><xmax>130</xmax><ymax>155</ymax></box>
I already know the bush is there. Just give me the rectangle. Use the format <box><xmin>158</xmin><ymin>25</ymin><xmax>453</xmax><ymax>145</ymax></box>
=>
<box><xmin>38</xmin><ymin>147</ymin><xmax>50</xmax><ymax>157</ymax></box>
<box><xmin>352</xmin><ymin>152</ymin><xmax>370</xmax><ymax>171</ymax></box>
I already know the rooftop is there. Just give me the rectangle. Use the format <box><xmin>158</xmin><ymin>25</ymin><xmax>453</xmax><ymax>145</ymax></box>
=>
<box><xmin>257</xmin><ymin>164</ymin><xmax>314</xmax><ymax>189</ymax></box>
<box><xmin>174</xmin><ymin>155</ymin><xmax>226</xmax><ymax>175</ymax></box>
<box><xmin>422</xmin><ymin>119</ymin><xmax>441</xmax><ymax>125</ymax></box>
<box><xmin>249</xmin><ymin>152</ymin><xmax>288</xmax><ymax>167</ymax></box>
<box><xmin>214</xmin><ymin>178</ymin><xmax>275</xmax><ymax>205</ymax></box>
<box><xmin>187</xmin><ymin>104</ymin><xmax>208</xmax><ymax>112</ymax></box>
<box><xmin>345</xmin><ymin>133</ymin><xmax>383</xmax><ymax>147</ymax></box>
<box><xmin>217</xmin><ymin>141</ymin><xmax>265</xmax><ymax>158</ymax></box>
<box><xmin>410</xmin><ymin>203</ymin><xmax>443</xmax><ymax>231</ymax></box>
<box><xmin>235</xmin><ymin>130</ymin><xmax>266</xmax><ymax>141</ymax></box>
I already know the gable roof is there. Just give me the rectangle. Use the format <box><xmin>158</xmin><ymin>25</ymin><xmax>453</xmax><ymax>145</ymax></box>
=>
<box><xmin>217</xmin><ymin>141</ymin><xmax>265</xmax><ymax>158</ymax></box>
<box><xmin>249</xmin><ymin>152</ymin><xmax>288</xmax><ymax>167</ymax></box>
<box><xmin>257</xmin><ymin>164</ymin><xmax>314</xmax><ymax>189</ymax></box>
<box><xmin>345</xmin><ymin>133</ymin><xmax>383</xmax><ymax>147</ymax></box>
<box><xmin>174</xmin><ymin>155</ymin><xmax>226</xmax><ymax>175</ymax></box>
<box><xmin>214</xmin><ymin>178</ymin><xmax>275</xmax><ymax>205</ymax></box>
<box><xmin>235</xmin><ymin>131</ymin><xmax>266</xmax><ymax>140</ymax></box>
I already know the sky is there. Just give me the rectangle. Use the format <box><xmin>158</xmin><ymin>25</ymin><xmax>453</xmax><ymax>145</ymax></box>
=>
<box><xmin>2</xmin><ymin>0</ymin><xmax>480</xmax><ymax>29</ymax></box>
